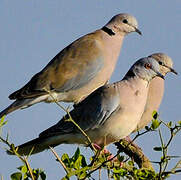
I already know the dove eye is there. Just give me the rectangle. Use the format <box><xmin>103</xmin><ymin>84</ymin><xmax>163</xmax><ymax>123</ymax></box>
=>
<box><xmin>158</xmin><ymin>61</ymin><xmax>164</xmax><ymax>65</ymax></box>
<box><xmin>122</xmin><ymin>19</ymin><xmax>128</xmax><ymax>24</ymax></box>
<box><xmin>144</xmin><ymin>63</ymin><xmax>152</xmax><ymax>69</ymax></box>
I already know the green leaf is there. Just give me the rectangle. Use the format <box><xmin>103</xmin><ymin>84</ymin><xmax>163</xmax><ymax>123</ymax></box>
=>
<box><xmin>17</xmin><ymin>166</ymin><xmax>23</xmax><ymax>171</ymax></box>
<box><xmin>73</xmin><ymin>148</ymin><xmax>80</xmax><ymax>162</ymax></box>
<box><xmin>167</xmin><ymin>121</ymin><xmax>172</xmax><ymax>128</ymax></box>
<box><xmin>113</xmin><ymin>173</ymin><xmax>121</xmax><ymax>180</ymax></box>
<box><xmin>74</xmin><ymin>156</ymin><xmax>82</xmax><ymax>170</ymax></box>
<box><xmin>61</xmin><ymin>176</ymin><xmax>69</xmax><ymax>180</ymax></box>
<box><xmin>61</xmin><ymin>153</ymin><xmax>70</xmax><ymax>167</ymax></box>
<box><xmin>178</xmin><ymin>121</ymin><xmax>181</xmax><ymax>126</ymax></box>
<box><xmin>66</xmin><ymin>167</ymin><xmax>89</xmax><ymax>177</ymax></box>
<box><xmin>21</xmin><ymin>165</ymin><xmax>28</xmax><ymax>174</ymax></box>
<box><xmin>78</xmin><ymin>171</ymin><xmax>87</xmax><ymax>179</ymax></box>
<box><xmin>117</xmin><ymin>155</ymin><xmax>124</xmax><ymax>162</ymax></box>
<box><xmin>61</xmin><ymin>153</ymin><xmax>70</xmax><ymax>161</ymax></box>
<box><xmin>0</xmin><ymin>116</ymin><xmax>8</xmax><ymax>127</ymax></box>
<box><xmin>128</xmin><ymin>160</ymin><xmax>134</xmax><ymax>166</ymax></box>
<box><xmin>152</xmin><ymin>111</ymin><xmax>158</xmax><ymax>120</ymax></box>
<box><xmin>153</xmin><ymin>146</ymin><xmax>162</xmax><ymax>151</ymax></box>
<box><xmin>40</xmin><ymin>171</ymin><xmax>46</xmax><ymax>180</ymax></box>
<box><xmin>113</xmin><ymin>168</ymin><xmax>126</xmax><ymax>175</ymax></box>
<box><xmin>151</xmin><ymin>119</ymin><xmax>160</xmax><ymax>130</ymax></box>
<box><xmin>11</xmin><ymin>172</ymin><xmax>22</xmax><ymax>180</ymax></box>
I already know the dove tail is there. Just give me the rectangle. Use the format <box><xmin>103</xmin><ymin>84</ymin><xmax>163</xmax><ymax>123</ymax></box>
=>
<box><xmin>0</xmin><ymin>95</ymin><xmax>49</xmax><ymax>118</ymax></box>
<box><xmin>7</xmin><ymin>135</ymin><xmax>66</xmax><ymax>155</ymax></box>
<box><xmin>0</xmin><ymin>101</ymin><xmax>23</xmax><ymax>118</ymax></box>
<box><xmin>7</xmin><ymin>135</ymin><xmax>64</xmax><ymax>155</ymax></box>
<box><xmin>7</xmin><ymin>137</ymin><xmax>49</xmax><ymax>155</ymax></box>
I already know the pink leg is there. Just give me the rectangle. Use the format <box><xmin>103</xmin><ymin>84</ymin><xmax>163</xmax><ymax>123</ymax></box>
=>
<box><xmin>92</xmin><ymin>143</ymin><xmax>122</xmax><ymax>166</ymax></box>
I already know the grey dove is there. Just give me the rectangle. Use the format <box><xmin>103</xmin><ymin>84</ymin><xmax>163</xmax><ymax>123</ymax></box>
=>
<box><xmin>8</xmin><ymin>57</ymin><xmax>164</xmax><ymax>155</ymax></box>
<box><xmin>133</xmin><ymin>53</ymin><xmax>177</xmax><ymax>132</ymax></box>
<box><xmin>0</xmin><ymin>13</ymin><xmax>141</xmax><ymax>118</ymax></box>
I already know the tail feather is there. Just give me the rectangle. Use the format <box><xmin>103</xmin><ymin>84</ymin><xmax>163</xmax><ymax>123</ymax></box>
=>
<box><xmin>0</xmin><ymin>101</ymin><xmax>24</xmax><ymax>118</ymax></box>
<box><xmin>0</xmin><ymin>95</ymin><xmax>48</xmax><ymax>118</ymax></box>
<box><xmin>7</xmin><ymin>135</ymin><xmax>65</xmax><ymax>156</ymax></box>
<box><xmin>7</xmin><ymin>137</ymin><xmax>48</xmax><ymax>155</ymax></box>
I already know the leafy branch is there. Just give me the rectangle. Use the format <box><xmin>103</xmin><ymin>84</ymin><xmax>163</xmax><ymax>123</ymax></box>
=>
<box><xmin>1</xmin><ymin>108</ymin><xmax>181</xmax><ymax>179</ymax></box>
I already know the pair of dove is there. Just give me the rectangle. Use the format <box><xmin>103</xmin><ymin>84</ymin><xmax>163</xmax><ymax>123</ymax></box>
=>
<box><xmin>1</xmin><ymin>14</ymin><xmax>177</xmax><ymax>155</ymax></box>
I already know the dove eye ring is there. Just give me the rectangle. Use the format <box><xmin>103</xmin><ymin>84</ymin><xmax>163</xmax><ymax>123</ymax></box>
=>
<box><xmin>144</xmin><ymin>63</ymin><xmax>152</xmax><ymax>69</ymax></box>
<box><xmin>122</xmin><ymin>19</ymin><xmax>128</xmax><ymax>24</ymax></box>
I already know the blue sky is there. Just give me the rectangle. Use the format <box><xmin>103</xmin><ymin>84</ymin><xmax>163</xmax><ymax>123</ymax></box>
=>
<box><xmin>0</xmin><ymin>0</ymin><xmax>180</xmax><ymax>179</ymax></box>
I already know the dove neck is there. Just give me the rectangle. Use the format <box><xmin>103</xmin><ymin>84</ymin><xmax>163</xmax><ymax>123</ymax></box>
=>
<box><xmin>123</xmin><ymin>70</ymin><xmax>150</xmax><ymax>87</ymax></box>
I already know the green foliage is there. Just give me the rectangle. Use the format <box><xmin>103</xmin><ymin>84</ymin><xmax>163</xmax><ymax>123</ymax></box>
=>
<box><xmin>0</xmin><ymin>114</ymin><xmax>181</xmax><ymax>180</ymax></box>
<box><xmin>10</xmin><ymin>165</ymin><xmax>46</xmax><ymax>180</ymax></box>
<box><xmin>0</xmin><ymin>116</ymin><xmax>8</xmax><ymax>128</ymax></box>
<box><xmin>151</xmin><ymin>111</ymin><xmax>161</xmax><ymax>130</ymax></box>
<box><xmin>61</xmin><ymin>148</ymin><xmax>89</xmax><ymax>179</ymax></box>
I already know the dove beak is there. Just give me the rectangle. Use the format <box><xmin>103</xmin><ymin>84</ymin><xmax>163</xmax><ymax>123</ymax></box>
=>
<box><xmin>170</xmin><ymin>67</ymin><xmax>178</xmax><ymax>75</ymax></box>
<box><xmin>128</xmin><ymin>23</ymin><xmax>142</xmax><ymax>35</ymax></box>
<box><xmin>135</xmin><ymin>27</ymin><xmax>142</xmax><ymax>35</ymax></box>
<box><xmin>163</xmin><ymin>65</ymin><xmax>178</xmax><ymax>75</ymax></box>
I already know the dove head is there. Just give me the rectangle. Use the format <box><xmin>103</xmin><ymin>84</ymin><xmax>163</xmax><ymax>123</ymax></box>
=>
<box><xmin>130</xmin><ymin>57</ymin><xmax>164</xmax><ymax>82</ymax></box>
<box><xmin>105</xmin><ymin>13</ymin><xmax>142</xmax><ymax>36</ymax></box>
<box><xmin>148</xmin><ymin>53</ymin><xmax>177</xmax><ymax>76</ymax></box>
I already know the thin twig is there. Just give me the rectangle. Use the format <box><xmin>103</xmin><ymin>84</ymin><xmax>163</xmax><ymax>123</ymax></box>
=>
<box><xmin>89</xmin><ymin>149</ymin><xmax>102</xmax><ymax>167</ymax></box>
<box><xmin>98</xmin><ymin>168</ymin><xmax>101</xmax><ymax>180</ymax></box>
<box><xmin>47</xmin><ymin>91</ymin><xmax>96</xmax><ymax>152</ymax></box>
<box><xmin>165</xmin><ymin>126</ymin><xmax>181</xmax><ymax>149</ymax></box>
<box><xmin>162</xmin><ymin>169</ymin><xmax>181</xmax><ymax>176</ymax></box>
<box><xmin>87</xmin><ymin>129</ymin><xmax>155</xmax><ymax>178</ymax></box>
<box><xmin>49</xmin><ymin>146</ymin><xmax>69</xmax><ymax>174</ymax></box>
<box><xmin>66</xmin><ymin>116</ymin><xmax>96</xmax><ymax>152</ymax></box>
<box><xmin>24</xmin><ymin>158</ymin><xmax>35</xmax><ymax>180</ymax></box>
<box><xmin>160</xmin><ymin>120</ymin><xmax>171</xmax><ymax>129</ymax></box>
<box><xmin>0</xmin><ymin>134</ymin><xmax>35</xmax><ymax>180</ymax></box>
<box><xmin>158</xmin><ymin>128</ymin><xmax>165</xmax><ymax>178</ymax></box>
<box><xmin>132</xmin><ymin>128</ymin><xmax>153</xmax><ymax>142</ymax></box>
<box><xmin>0</xmin><ymin>136</ymin><xmax>11</xmax><ymax>148</ymax></box>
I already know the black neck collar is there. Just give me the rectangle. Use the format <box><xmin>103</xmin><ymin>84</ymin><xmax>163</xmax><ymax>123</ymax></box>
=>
<box><xmin>123</xmin><ymin>70</ymin><xmax>136</xmax><ymax>80</ymax></box>
<box><xmin>101</xmin><ymin>26</ymin><xmax>115</xmax><ymax>36</ymax></box>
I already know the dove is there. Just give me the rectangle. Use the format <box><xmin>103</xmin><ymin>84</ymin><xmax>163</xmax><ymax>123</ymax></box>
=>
<box><xmin>0</xmin><ymin>13</ymin><xmax>141</xmax><ymax>118</ymax></box>
<box><xmin>133</xmin><ymin>53</ymin><xmax>177</xmax><ymax>132</ymax></box>
<box><xmin>7</xmin><ymin>57</ymin><xmax>164</xmax><ymax>155</ymax></box>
